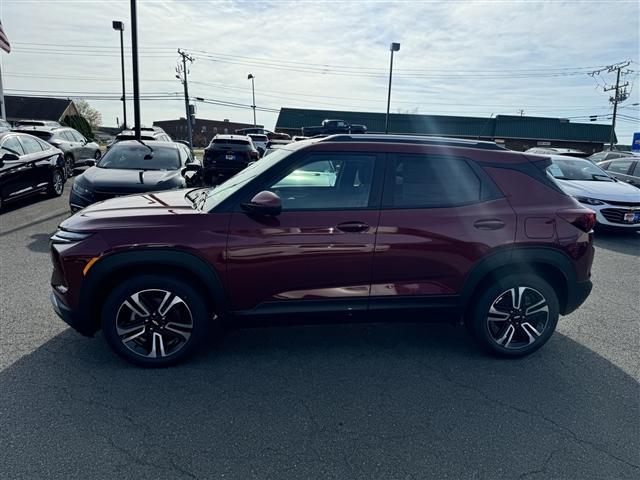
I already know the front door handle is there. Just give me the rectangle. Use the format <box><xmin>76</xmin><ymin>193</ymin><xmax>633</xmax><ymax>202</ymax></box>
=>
<box><xmin>474</xmin><ymin>219</ymin><xmax>505</xmax><ymax>230</ymax></box>
<box><xmin>336</xmin><ymin>221</ymin><xmax>369</xmax><ymax>233</ymax></box>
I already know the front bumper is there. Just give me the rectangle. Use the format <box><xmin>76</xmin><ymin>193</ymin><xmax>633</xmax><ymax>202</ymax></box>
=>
<box><xmin>589</xmin><ymin>204</ymin><xmax>640</xmax><ymax>229</ymax></box>
<box><xmin>51</xmin><ymin>290</ymin><xmax>94</xmax><ymax>337</ymax></box>
<box><xmin>69</xmin><ymin>189</ymin><xmax>94</xmax><ymax>212</ymax></box>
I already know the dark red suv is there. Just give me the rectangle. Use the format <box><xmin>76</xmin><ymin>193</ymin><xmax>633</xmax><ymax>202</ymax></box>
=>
<box><xmin>50</xmin><ymin>135</ymin><xmax>595</xmax><ymax>366</ymax></box>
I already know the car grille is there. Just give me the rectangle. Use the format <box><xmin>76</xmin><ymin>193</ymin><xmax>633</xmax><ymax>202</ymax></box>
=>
<box><xmin>601</xmin><ymin>208</ymin><xmax>640</xmax><ymax>224</ymax></box>
<box><xmin>605</xmin><ymin>200</ymin><xmax>640</xmax><ymax>207</ymax></box>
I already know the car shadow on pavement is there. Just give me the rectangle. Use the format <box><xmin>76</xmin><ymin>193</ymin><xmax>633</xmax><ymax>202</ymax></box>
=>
<box><xmin>594</xmin><ymin>231</ymin><xmax>640</xmax><ymax>255</ymax></box>
<box><xmin>0</xmin><ymin>191</ymin><xmax>57</xmax><ymax>215</ymax></box>
<box><xmin>27</xmin><ymin>233</ymin><xmax>55</xmax><ymax>253</ymax></box>
<box><xmin>1</xmin><ymin>323</ymin><xmax>638</xmax><ymax>480</ymax></box>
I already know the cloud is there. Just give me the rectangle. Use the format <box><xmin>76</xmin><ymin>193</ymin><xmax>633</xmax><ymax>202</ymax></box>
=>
<box><xmin>2</xmin><ymin>0</ymin><xmax>638</xmax><ymax>139</ymax></box>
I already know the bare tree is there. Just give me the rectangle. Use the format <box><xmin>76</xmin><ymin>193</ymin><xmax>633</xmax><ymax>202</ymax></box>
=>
<box><xmin>73</xmin><ymin>99</ymin><xmax>102</xmax><ymax>130</ymax></box>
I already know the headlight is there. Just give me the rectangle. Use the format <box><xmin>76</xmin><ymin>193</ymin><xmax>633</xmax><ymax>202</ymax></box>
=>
<box><xmin>72</xmin><ymin>182</ymin><xmax>93</xmax><ymax>196</ymax></box>
<box><xmin>574</xmin><ymin>196</ymin><xmax>605</xmax><ymax>206</ymax></box>
<box><xmin>50</xmin><ymin>229</ymin><xmax>93</xmax><ymax>244</ymax></box>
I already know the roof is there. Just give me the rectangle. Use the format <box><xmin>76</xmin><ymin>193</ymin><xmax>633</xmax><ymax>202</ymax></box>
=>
<box><xmin>322</xmin><ymin>134</ymin><xmax>505</xmax><ymax>150</ymax></box>
<box><xmin>110</xmin><ymin>140</ymin><xmax>178</xmax><ymax>148</ymax></box>
<box><xmin>213</xmin><ymin>134</ymin><xmax>250</xmax><ymax>140</ymax></box>
<box><xmin>276</xmin><ymin>108</ymin><xmax>615</xmax><ymax>143</ymax></box>
<box><xmin>4</xmin><ymin>95</ymin><xmax>74</xmax><ymax>122</ymax></box>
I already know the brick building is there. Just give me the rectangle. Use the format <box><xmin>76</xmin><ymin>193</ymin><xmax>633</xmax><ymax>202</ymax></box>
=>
<box><xmin>154</xmin><ymin>118</ymin><xmax>263</xmax><ymax>147</ymax></box>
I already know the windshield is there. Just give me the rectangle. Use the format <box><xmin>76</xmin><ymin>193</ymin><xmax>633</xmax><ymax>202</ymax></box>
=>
<box><xmin>201</xmin><ymin>147</ymin><xmax>294</xmax><ymax>211</ymax></box>
<box><xmin>97</xmin><ymin>144</ymin><xmax>181</xmax><ymax>170</ymax></box>
<box><xmin>547</xmin><ymin>158</ymin><xmax>613</xmax><ymax>182</ymax></box>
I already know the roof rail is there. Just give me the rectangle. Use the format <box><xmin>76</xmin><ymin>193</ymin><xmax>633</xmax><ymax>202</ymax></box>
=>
<box><xmin>321</xmin><ymin>134</ymin><xmax>506</xmax><ymax>151</ymax></box>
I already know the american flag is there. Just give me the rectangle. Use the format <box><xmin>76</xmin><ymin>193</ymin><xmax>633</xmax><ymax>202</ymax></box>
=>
<box><xmin>0</xmin><ymin>21</ymin><xmax>10</xmax><ymax>54</ymax></box>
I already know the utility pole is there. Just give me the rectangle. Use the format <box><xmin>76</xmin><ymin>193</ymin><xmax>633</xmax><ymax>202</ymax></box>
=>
<box><xmin>518</xmin><ymin>109</ymin><xmax>524</xmax><ymax>117</ymax></box>
<box><xmin>589</xmin><ymin>61</ymin><xmax>631</xmax><ymax>151</ymax></box>
<box><xmin>177</xmin><ymin>49</ymin><xmax>194</xmax><ymax>148</ymax></box>
<box><xmin>130</xmin><ymin>0</ymin><xmax>141</xmax><ymax>140</ymax></box>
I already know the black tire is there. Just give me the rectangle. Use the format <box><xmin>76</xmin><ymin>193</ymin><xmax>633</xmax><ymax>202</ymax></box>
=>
<box><xmin>101</xmin><ymin>275</ymin><xmax>210</xmax><ymax>367</ymax></box>
<box><xmin>63</xmin><ymin>153</ymin><xmax>74</xmax><ymax>179</ymax></box>
<box><xmin>467</xmin><ymin>274</ymin><xmax>559</xmax><ymax>358</ymax></box>
<box><xmin>47</xmin><ymin>169</ymin><xmax>65</xmax><ymax>197</ymax></box>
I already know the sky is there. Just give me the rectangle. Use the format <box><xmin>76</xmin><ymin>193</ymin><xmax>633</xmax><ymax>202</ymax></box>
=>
<box><xmin>1</xmin><ymin>0</ymin><xmax>639</xmax><ymax>142</ymax></box>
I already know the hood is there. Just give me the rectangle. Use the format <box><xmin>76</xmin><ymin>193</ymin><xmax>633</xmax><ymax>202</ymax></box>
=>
<box><xmin>556</xmin><ymin>179</ymin><xmax>640</xmax><ymax>202</ymax></box>
<box><xmin>78</xmin><ymin>167</ymin><xmax>183</xmax><ymax>193</ymax></box>
<box><xmin>60</xmin><ymin>189</ymin><xmax>201</xmax><ymax>231</ymax></box>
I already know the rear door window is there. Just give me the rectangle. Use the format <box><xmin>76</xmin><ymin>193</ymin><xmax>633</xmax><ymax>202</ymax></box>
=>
<box><xmin>385</xmin><ymin>154</ymin><xmax>501</xmax><ymax>208</ymax></box>
<box><xmin>19</xmin><ymin>135</ymin><xmax>45</xmax><ymax>154</ymax></box>
<box><xmin>61</xmin><ymin>131</ymin><xmax>75</xmax><ymax>142</ymax></box>
<box><xmin>608</xmin><ymin>159</ymin><xmax>634</xmax><ymax>175</ymax></box>
<box><xmin>1</xmin><ymin>136</ymin><xmax>26</xmax><ymax>156</ymax></box>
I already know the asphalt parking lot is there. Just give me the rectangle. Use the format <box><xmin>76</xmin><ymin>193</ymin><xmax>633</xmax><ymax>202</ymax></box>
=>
<box><xmin>1</xmin><ymin>183</ymin><xmax>638</xmax><ymax>480</ymax></box>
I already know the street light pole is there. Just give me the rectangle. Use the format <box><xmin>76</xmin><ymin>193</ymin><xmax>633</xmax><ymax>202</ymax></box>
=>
<box><xmin>112</xmin><ymin>20</ymin><xmax>127</xmax><ymax>129</ymax></box>
<box><xmin>385</xmin><ymin>42</ymin><xmax>400</xmax><ymax>134</ymax></box>
<box><xmin>248</xmin><ymin>73</ymin><xmax>256</xmax><ymax>126</ymax></box>
<box><xmin>130</xmin><ymin>0</ymin><xmax>141</xmax><ymax>140</ymax></box>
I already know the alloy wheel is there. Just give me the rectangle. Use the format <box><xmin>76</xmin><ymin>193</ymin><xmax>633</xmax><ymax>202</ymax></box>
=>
<box><xmin>64</xmin><ymin>156</ymin><xmax>73</xmax><ymax>179</ymax></box>
<box><xmin>486</xmin><ymin>286</ymin><xmax>549</xmax><ymax>350</ymax></box>
<box><xmin>53</xmin><ymin>171</ymin><xmax>64</xmax><ymax>195</ymax></box>
<box><xmin>115</xmin><ymin>289</ymin><xmax>193</xmax><ymax>359</ymax></box>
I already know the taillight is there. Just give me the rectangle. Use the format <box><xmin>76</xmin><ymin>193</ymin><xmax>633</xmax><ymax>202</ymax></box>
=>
<box><xmin>557</xmin><ymin>208</ymin><xmax>596</xmax><ymax>233</ymax></box>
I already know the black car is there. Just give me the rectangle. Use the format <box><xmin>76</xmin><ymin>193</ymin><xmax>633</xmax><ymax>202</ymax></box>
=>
<box><xmin>598</xmin><ymin>157</ymin><xmax>640</xmax><ymax>188</ymax></box>
<box><xmin>16</xmin><ymin>126</ymin><xmax>101</xmax><ymax>179</ymax></box>
<box><xmin>0</xmin><ymin>131</ymin><xmax>65</xmax><ymax>209</ymax></box>
<box><xmin>69</xmin><ymin>141</ymin><xmax>202</xmax><ymax>212</ymax></box>
<box><xmin>202</xmin><ymin>134</ymin><xmax>259</xmax><ymax>184</ymax></box>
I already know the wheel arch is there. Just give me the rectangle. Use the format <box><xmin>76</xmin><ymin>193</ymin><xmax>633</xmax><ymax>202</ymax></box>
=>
<box><xmin>79</xmin><ymin>248</ymin><xmax>226</xmax><ymax>334</ymax></box>
<box><xmin>461</xmin><ymin>247</ymin><xmax>576</xmax><ymax>318</ymax></box>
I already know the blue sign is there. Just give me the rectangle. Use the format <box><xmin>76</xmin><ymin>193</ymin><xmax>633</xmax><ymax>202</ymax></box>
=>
<box><xmin>633</xmin><ymin>132</ymin><xmax>640</xmax><ymax>152</ymax></box>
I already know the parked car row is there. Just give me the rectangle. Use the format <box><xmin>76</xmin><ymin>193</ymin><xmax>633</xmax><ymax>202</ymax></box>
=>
<box><xmin>18</xmin><ymin>126</ymin><xmax>101</xmax><ymax>178</ymax></box>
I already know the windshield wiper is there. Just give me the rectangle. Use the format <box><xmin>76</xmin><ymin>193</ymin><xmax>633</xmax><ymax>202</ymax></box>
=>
<box><xmin>591</xmin><ymin>173</ymin><xmax>613</xmax><ymax>181</ymax></box>
<box><xmin>136</xmin><ymin>140</ymin><xmax>154</xmax><ymax>159</ymax></box>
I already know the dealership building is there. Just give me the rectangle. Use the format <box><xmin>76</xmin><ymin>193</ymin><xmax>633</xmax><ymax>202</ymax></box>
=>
<box><xmin>275</xmin><ymin>107</ymin><xmax>614</xmax><ymax>154</ymax></box>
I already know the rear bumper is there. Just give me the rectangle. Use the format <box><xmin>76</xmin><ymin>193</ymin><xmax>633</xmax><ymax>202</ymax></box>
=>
<box><xmin>562</xmin><ymin>279</ymin><xmax>593</xmax><ymax>315</ymax></box>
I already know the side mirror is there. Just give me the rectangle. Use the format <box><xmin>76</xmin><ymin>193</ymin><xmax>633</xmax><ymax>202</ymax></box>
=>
<box><xmin>1</xmin><ymin>152</ymin><xmax>20</xmax><ymax>162</ymax></box>
<box><xmin>241</xmin><ymin>190</ymin><xmax>282</xmax><ymax>216</ymax></box>
<box><xmin>183</xmin><ymin>163</ymin><xmax>202</xmax><ymax>173</ymax></box>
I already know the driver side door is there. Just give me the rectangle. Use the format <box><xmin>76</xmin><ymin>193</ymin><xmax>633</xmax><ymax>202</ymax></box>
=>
<box><xmin>226</xmin><ymin>151</ymin><xmax>384</xmax><ymax>315</ymax></box>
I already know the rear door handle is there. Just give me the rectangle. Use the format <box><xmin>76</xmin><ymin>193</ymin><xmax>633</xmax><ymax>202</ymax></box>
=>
<box><xmin>336</xmin><ymin>221</ymin><xmax>369</xmax><ymax>233</ymax></box>
<box><xmin>474</xmin><ymin>219</ymin><xmax>505</xmax><ymax>230</ymax></box>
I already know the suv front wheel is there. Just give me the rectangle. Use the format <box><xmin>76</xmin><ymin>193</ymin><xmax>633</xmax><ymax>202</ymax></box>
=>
<box><xmin>468</xmin><ymin>274</ymin><xmax>559</xmax><ymax>357</ymax></box>
<box><xmin>101</xmin><ymin>275</ymin><xmax>209</xmax><ymax>367</ymax></box>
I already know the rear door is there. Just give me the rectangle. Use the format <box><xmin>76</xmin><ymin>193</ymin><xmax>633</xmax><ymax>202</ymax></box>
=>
<box><xmin>370</xmin><ymin>151</ymin><xmax>516</xmax><ymax>310</ymax></box>
<box><xmin>226</xmin><ymin>151</ymin><xmax>384</xmax><ymax>314</ymax></box>
<box><xmin>0</xmin><ymin>135</ymin><xmax>28</xmax><ymax>200</ymax></box>
<box><xmin>17</xmin><ymin>135</ymin><xmax>51</xmax><ymax>190</ymax></box>
<box><xmin>606</xmin><ymin>159</ymin><xmax>637</xmax><ymax>186</ymax></box>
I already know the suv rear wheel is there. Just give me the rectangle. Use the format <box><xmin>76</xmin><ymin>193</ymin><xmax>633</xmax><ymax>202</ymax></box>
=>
<box><xmin>101</xmin><ymin>275</ymin><xmax>209</xmax><ymax>367</ymax></box>
<box><xmin>467</xmin><ymin>274</ymin><xmax>559</xmax><ymax>357</ymax></box>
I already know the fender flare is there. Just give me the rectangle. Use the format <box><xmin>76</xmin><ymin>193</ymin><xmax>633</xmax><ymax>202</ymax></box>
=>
<box><xmin>80</xmin><ymin>248</ymin><xmax>227</xmax><ymax>327</ymax></box>
<box><xmin>460</xmin><ymin>246</ymin><xmax>576</xmax><ymax>305</ymax></box>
